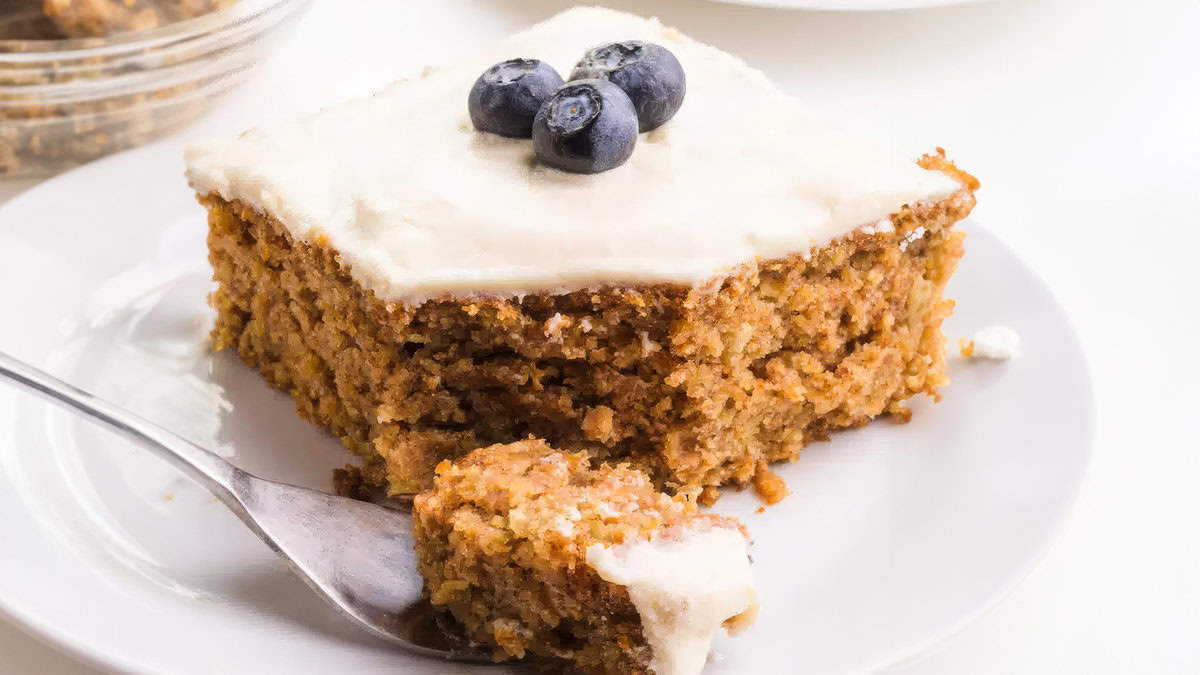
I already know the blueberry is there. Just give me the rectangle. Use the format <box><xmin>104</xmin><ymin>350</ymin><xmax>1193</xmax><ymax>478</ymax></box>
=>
<box><xmin>468</xmin><ymin>58</ymin><xmax>564</xmax><ymax>138</ymax></box>
<box><xmin>569</xmin><ymin>41</ymin><xmax>686</xmax><ymax>132</ymax></box>
<box><xmin>532</xmin><ymin>80</ymin><xmax>638</xmax><ymax>174</ymax></box>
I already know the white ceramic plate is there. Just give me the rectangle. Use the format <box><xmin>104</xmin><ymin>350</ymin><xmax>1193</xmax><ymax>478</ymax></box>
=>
<box><xmin>0</xmin><ymin>141</ymin><xmax>1093</xmax><ymax>674</ymax></box>
<box><xmin>707</xmin><ymin>0</ymin><xmax>987</xmax><ymax>11</ymax></box>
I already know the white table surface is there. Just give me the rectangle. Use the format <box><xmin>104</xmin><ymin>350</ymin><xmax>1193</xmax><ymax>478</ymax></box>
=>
<box><xmin>2</xmin><ymin>0</ymin><xmax>1198</xmax><ymax>672</ymax></box>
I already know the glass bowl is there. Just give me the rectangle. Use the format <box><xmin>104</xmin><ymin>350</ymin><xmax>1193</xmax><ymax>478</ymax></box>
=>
<box><xmin>0</xmin><ymin>0</ymin><xmax>312</xmax><ymax>178</ymax></box>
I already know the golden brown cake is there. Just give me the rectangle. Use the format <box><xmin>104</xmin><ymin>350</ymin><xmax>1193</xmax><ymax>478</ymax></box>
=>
<box><xmin>188</xmin><ymin>8</ymin><xmax>977</xmax><ymax>500</ymax></box>
<box><xmin>411</xmin><ymin>439</ymin><xmax>758</xmax><ymax>674</ymax></box>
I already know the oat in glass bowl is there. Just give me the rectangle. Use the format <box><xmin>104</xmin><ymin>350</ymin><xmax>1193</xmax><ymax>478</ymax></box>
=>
<box><xmin>0</xmin><ymin>0</ymin><xmax>312</xmax><ymax>177</ymax></box>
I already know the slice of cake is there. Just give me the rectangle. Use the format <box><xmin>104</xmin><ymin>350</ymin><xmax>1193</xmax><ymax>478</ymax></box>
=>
<box><xmin>187</xmin><ymin>7</ymin><xmax>977</xmax><ymax>499</ymax></box>
<box><xmin>411</xmin><ymin>439</ymin><xmax>758</xmax><ymax>674</ymax></box>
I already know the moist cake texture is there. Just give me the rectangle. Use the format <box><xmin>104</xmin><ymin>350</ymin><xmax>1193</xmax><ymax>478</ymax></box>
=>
<box><xmin>191</xmin><ymin>7</ymin><xmax>978</xmax><ymax>498</ymax></box>
<box><xmin>411</xmin><ymin>439</ymin><xmax>757</xmax><ymax>674</ymax></box>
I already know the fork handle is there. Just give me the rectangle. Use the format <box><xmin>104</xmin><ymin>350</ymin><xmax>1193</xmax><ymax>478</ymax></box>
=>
<box><xmin>0</xmin><ymin>349</ymin><xmax>241</xmax><ymax>504</ymax></box>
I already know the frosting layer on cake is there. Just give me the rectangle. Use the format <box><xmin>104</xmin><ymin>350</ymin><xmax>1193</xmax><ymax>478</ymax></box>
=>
<box><xmin>186</xmin><ymin>7</ymin><xmax>962</xmax><ymax>305</ymax></box>
<box><xmin>586</xmin><ymin>523</ymin><xmax>758</xmax><ymax>675</ymax></box>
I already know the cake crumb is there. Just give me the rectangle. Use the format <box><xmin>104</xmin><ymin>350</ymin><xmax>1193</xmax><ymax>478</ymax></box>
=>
<box><xmin>582</xmin><ymin>405</ymin><xmax>616</xmax><ymax>443</ymax></box>
<box><xmin>889</xmin><ymin>403</ymin><xmax>914</xmax><ymax>424</ymax></box>
<box><xmin>960</xmin><ymin>325</ymin><xmax>1020</xmax><ymax>360</ymax></box>
<box><xmin>332</xmin><ymin>464</ymin><xmax>373</xmax><ymax>501</ymax></box>
<box><xmin>958</xmin><ymin>337</ymin><xmax>975</xmax><ymax>358</ymax></box>
<box><xmin>752</xmin><ymin>462</ymin><xmax>789</xmax><ymax>505</ymax></box>
<box><xmin>638</xmin><ymin>330</ymin><xmax>661</xmax><ymax>354</ymax></box>
<box><xmin>544</xmin><ymin>312</ymin><xmax>569</xmax><ymax>337</ymax></box>
<box><xmin>899</xmin><ymin>226</ymin><xmax>926</xmax><ymax>252</ymax></box>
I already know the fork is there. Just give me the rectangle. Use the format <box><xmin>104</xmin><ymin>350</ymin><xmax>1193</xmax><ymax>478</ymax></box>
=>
<box><xmin>0</xmin><ymin>350</ymin><xmax>487</xmax><ymax>663</ymax></box>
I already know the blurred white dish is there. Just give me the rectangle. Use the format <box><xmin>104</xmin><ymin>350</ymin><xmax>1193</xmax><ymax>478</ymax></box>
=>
<box><xmin>709</xmin><ymin>0</ymin><xmax>987</xmax><ymax>10</ymax></box>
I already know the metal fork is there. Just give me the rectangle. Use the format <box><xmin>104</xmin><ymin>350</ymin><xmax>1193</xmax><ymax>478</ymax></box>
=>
<box><xmin>0</xmin><ymin>350</ymin><xmax>487</xmax><ymax>663</ymax></box>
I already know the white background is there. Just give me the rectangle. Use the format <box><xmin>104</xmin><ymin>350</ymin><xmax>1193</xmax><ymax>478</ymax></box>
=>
<box><xmin>1</xmin><ymin>0</ymin><xmax>1197</xmax><ymax>672</ymax></box>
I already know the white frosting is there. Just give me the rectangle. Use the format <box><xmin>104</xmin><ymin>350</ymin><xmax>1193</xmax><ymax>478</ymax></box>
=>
<box><xmin>186</xmin><ymin>7</ymin><xmax>963</xmax><ymax>306</ymax></box>
<box><xmin>586</xmin><ymin>525</ymin><xmax>758</xmax><ymax>675</ymax></box>
<box><xmin>966</xmin><ymin>325</ymin><xmax>1021</xmax><ymax>360</ymax></box>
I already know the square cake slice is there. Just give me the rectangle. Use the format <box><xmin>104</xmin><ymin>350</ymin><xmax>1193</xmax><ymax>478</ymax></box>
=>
<box><xmin>411</xmin><ymin>439</ymin><xmax>758</xmax><ymax>674</ymax></box>
<box><xmin>187</xmin><ymin>7</ymin><xmax>977</xmax><ymax>498</ymax></box>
